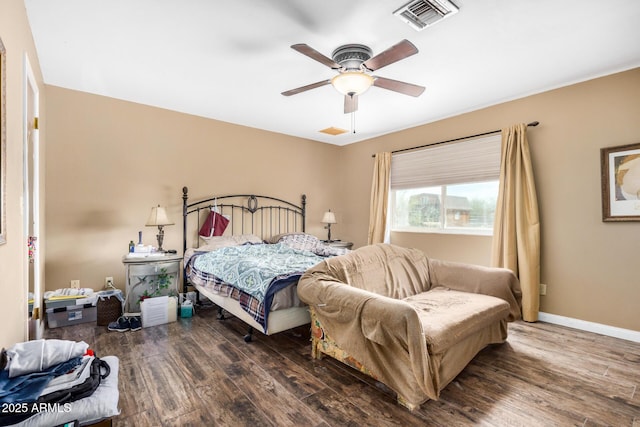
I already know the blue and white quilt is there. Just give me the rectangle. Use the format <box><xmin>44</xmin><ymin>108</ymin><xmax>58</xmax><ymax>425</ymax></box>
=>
<box><xmin>191</xmin><ymin>243</ymin><xmax>325</xmax><ymax>328</ymax></box>
<box><xmin>193</xmin><ymin>242</ymin><xmax>324</xmax><ymax>301</ymax></box>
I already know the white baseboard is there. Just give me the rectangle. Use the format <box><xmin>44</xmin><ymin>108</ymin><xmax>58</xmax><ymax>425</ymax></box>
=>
<box><xmin>538</xmin><ymin>312</ymin><xmax>640</xmax><ymax>343</ymax></box>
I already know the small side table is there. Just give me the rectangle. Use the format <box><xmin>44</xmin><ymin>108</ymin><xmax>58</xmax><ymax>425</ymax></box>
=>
<box><xmin>323</xmin><ymin>240</ymin><xmax>354</xmax><ymax>250</ymax></box>
<box><xmin>122</xmin><ymin>253</ymin><xmax>182</xmax><ymax>316</ymax></box>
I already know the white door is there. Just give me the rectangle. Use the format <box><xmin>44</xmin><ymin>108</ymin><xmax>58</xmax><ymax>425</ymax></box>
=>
<box><xmin>24</xmin><ymin>54</ymin><xmax>42</xmax><ymax>340</ymax></box>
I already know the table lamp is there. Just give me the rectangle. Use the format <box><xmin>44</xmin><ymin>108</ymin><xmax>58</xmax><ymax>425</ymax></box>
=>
<box><xmin>322</xmin><ymin>210</ymin><xmax>337</xmax><ymax>242</ymax></box>
<box><xmin>145</xmin><ymin>205</ymin><xmax>174</xmax><ymax>252</ymax></box>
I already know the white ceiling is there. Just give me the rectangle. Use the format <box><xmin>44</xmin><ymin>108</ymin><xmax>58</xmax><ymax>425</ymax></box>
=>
<box><xmin>25</xmin><ymin>0</ymin><xmax>640</xmax><ymax>146</ymax></box>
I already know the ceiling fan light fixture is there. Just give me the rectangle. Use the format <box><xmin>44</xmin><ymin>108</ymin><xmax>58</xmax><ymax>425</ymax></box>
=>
<box><xmin>331</xmin><ymin>72</ymin><xmax>374</xmax><ymax>96</ymax></box>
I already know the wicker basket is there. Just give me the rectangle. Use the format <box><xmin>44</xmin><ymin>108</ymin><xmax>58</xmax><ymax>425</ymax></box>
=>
<box><xmin>97</xmin><ymin>291</ymin><xmax>123</xmax><ymax>326</ymax></box>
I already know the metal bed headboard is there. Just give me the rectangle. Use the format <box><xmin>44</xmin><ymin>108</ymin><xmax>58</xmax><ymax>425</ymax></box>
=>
<box><xmin>182</xmin><ymin>186</ymin><xmax>306</xmax><ymax>253</ymax></box>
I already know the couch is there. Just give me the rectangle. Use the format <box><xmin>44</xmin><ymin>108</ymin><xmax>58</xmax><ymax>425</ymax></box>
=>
<box><xmin>297</xmin><ymin>243</ymin><xmax>522</xmax><ymax>410</ymax></box>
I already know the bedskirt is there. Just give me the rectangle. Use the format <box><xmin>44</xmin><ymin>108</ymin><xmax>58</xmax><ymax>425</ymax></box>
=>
<box><xmin>193</xmin><ymin>281</ymin><xmax>310</xmax><ymax>335</ymax></box>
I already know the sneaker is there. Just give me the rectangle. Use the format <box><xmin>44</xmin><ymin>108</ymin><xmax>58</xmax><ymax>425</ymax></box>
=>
<box><xmin>107</xmin><ymin>316</ymin><xmax>130</xmax><ymax>332</ymax></box>
<box><xmin>129</xmin><ymin>316</ymin><xmax>142</xmax><ymax>331</ymax></box>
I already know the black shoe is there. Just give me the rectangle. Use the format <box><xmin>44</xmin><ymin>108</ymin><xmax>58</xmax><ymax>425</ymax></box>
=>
<box><xmin>129</xmin><ymin>316</ymin><xmax>142</xmax><ymax>331</ymax></box>
<box><xmin>107</xmin><ymin>316</ymin><xmax>130</xmax><ymax>332</ymax></box>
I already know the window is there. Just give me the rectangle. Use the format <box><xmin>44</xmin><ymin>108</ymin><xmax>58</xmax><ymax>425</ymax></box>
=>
<box><xmin>390</xmin><ymin>134</ymin><xmax>501</xmax><ymax>235</ymax></box>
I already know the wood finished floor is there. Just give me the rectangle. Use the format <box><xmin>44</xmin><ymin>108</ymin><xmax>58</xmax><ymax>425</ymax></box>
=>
<box><xmin>44</xmin><ymin>304</ymin><xmax>640</xmax><ymax>426</ymax></box>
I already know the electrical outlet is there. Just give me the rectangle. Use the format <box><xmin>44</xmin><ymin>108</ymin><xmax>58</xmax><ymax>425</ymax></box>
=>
<box><xmin>540</xmin><ymin>283</ymin><xmax>547</xmax><ymax>296</ymax></box>
<box><xmin>105</xmin><ymin>277</ymin><xmax>114</xmax><ymax>288</ymax></box>
<box><xmin>70</xmin><ymin>280</ymin><xmax>80</xmax><ymax>289</ymax></box>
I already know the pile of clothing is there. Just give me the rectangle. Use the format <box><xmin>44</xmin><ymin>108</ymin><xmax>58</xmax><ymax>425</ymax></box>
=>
<box><xmin>0</xmin><ymin>339</ymin><xmax>110</xmax><ymax>426</ymax></box>
<box><xmin>43</xmin><ymin>288</ymin><xmax>95</xmax><ymax>300</ymax></box>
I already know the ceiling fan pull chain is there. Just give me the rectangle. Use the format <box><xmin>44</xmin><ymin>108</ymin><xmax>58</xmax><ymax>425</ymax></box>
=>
<box><xmin>351</xmin><ymin>111</ymin><xmax>356</xmax><ymax>134</ymax></box>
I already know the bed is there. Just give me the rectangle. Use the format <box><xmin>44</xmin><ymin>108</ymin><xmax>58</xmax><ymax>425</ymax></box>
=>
<box><xmin>181</xmin><ymin>187</ymin><xmax>346</xmax><ymax>342</ymax></box>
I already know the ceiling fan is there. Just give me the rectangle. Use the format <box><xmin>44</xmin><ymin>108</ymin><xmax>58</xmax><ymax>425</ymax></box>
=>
<box><xmin>281</xmin><ymin>39</ymin><xmax>425</xmax><ymax>114</ymax></box>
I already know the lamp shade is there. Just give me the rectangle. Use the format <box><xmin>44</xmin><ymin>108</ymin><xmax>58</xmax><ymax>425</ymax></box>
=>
<box><xmin>145</xmin><ymin>205</ymin><xmax>174</xmax><ymax>227</ymax></box>
<box><xmin>322</xmin><ymin>211</ymin><xmax>337</xmax><ymax>224</ymax></box>
<box><xmin>331</xmin><ymin>72</ymin><xmax>374</xmax><ymax>95</ymax></box>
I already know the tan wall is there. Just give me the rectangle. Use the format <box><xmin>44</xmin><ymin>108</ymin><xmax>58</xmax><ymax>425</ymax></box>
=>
<box><xmin>45</xmin><ymin>69</ymin><xmax>640</xmax><ymax>334</ymax></box>
<box><xmin>44</xmin><ymin>86</ymin><xmax>341</xmax><ymax>294</ymax></box>
<box><xmin>338</xmin><ymin>68</ymin><xmax>640</xmax><ymax>332</ymax></box>
<box><xmin>0</xmin><ymin>0</ymin><xmax>47</xmax><ymax>348</ymax></box>
<box><xmin>390</xmin><ymin>232</ymin><xmax>492</xmax><ymax>266</ymax></box>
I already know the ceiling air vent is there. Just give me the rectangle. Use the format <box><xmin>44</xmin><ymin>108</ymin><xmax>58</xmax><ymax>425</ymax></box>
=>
<box><xmin>393</xmin><ymin>0</ymin><xmax>459</xmax><ymax>31</ymax></box>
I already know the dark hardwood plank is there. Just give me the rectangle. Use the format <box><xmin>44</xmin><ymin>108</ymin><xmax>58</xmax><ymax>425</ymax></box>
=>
<box><xmin>116</xmin><ymin>409</ymin><xmax>163</xmax><ymax>427</ymax></box>
<box><xmin>216</xmin><ymin>327</ymin><xmax>328</xmax><ymax>399</ymax></box>
<box><xmin>473</xmin><ymin>346</ymin><xmax>638</xmax><ymax>424</ymax></box>
<box><xmin>136</xmin><ymin>353</ymin><xmax>202</xmax><ymax>421</ymax></box>
<box><xmin>187</xmin><ymin>382</ymin><xmax>275</xmax><ymax>427</ymax></box>
<box><xmin>222</xmin><ymin>359</ymin><xmax>325</xmax><ymax>426</ymax></box>
<box><xmin>117</xmin><ymin>362</ymin><xmax>156</xmax><ymax>416</ymax></box>
<box><xmin>301</xmin><ymin>387</ymin><xmax>377</xmax><ymax>426</ymax></box>
<box><xmin>43</xmin><ymin>310</ymin><xmax>640</xmax><ymax>427</ymax></box>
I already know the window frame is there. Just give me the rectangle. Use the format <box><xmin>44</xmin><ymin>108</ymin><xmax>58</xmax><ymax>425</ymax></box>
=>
<box><xmin>389</xmin><ymin>134</ymin><xmax>502</xmax><ymax>236</ymax></box>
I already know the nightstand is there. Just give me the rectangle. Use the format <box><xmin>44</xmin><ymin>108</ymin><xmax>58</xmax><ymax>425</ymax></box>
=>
<box><xmin>122</xmin><ymin>253</ymin><xmax>182</xmax><ymax>316</ymax></box>
<box><xmin>323</xmin><ymin>240</ymin><xmax>354</xmax><ymax>250</ymax></box>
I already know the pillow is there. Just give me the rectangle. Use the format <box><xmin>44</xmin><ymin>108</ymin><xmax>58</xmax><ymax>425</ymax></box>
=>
<box><xmin>274</xmin><ymin>233</ymin><xmax>321</xmax><ymax>252</ymax></box>
<box><xmin>198</xmin><ymin>234</ymin><xmax>263</xmax><ymax>249</ymax></box>
<box><xmin>274</xmin><ymin>233</ymin><xmax>351</xmax><ymax>257</ymax></box>
<box><xmin>267</xmin><ymin>232</ymin><xmax>309</xmax><ymax>244</ymax></box>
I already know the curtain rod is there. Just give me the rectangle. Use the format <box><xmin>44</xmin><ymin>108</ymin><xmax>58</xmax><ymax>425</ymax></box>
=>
<box><xmin>371</xmin><ymin>121</ymin><xmax>540</xmax><ymax>158</ymax></box>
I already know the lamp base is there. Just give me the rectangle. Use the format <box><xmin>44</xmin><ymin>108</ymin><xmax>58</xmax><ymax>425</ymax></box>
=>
<box><xmin>324</xmin><ymin>224</ymin><xmax>332</xmax><ymax>242</ymax></box>
<box><xmin>156</xmin><ymin>226</ymin><xmax>165</xmax><ymax>252</ymax></box>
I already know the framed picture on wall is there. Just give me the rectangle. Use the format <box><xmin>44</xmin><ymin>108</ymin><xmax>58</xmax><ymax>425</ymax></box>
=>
<box><xmin>601</xmin><ymin>142</ymin><xmax>640</xmax><ymax>221</ymax></box>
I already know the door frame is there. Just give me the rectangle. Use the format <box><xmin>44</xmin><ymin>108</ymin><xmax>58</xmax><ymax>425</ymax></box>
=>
<box><xmin>23</xmin><ymin>53</ymin><xmax>42</xmax><ymax>339</ymax></box>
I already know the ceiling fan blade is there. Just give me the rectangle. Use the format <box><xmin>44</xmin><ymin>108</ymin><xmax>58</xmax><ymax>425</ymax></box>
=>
<box><xmin>281</xmin><ymin>79</ymin><xmax>331</xmax><ymax>96</ymax></box>
<box><xmin>291</xmin><ymin>44</ymin><xmax>341</xmax><ymax>69</ymax></box>
<box><xmin>373</xmin><ymin>76</ymin><xmax>425</xmax><ymax>97</ymax></box>
<box><xmin>344</xmin><ymin>94</ymin><xmax>359</xmax><ymax>114</ymax></box>
<box><xmin>362</xmin><ymin>39</ymin><xmax>418</xmax><ymax>72</ymax></box>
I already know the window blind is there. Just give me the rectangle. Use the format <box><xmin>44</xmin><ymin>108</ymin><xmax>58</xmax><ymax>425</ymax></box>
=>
<box><xmin>390</xmin><ymin>134</ymin><xmax>502</xmax><ymax>189</ymax></box>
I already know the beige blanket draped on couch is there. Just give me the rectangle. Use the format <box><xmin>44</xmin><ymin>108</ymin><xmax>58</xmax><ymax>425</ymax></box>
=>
<box><xmin>298</xmin><ymin>244</ymin><xmax>521</xmax><ymax>409</ymax></box>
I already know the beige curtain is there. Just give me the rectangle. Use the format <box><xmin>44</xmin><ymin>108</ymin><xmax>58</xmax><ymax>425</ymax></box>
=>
<box><xmin>491</xmin><ymin>124</ymin><xmax>541</xmax><ymax>322</ymax></box>
<box><xmin>368</xmin><ymin>152</ymin><xmax>392</xmax><ymax>245</ymax></box>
